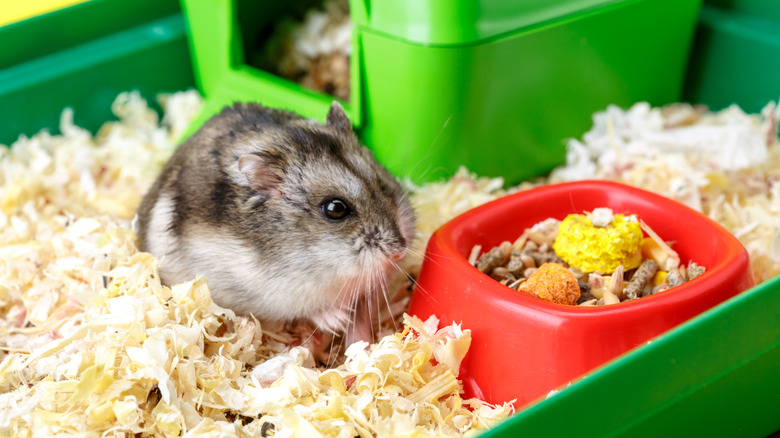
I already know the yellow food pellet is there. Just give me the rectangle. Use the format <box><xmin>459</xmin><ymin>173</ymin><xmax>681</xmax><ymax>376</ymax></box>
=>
<box><xmin>652</xmin><ymin>270</ymin><xmax>668</xmax><ymax>286</ymax></box>
<box><xmin>518</xmin><ymin>263</ymin><xmax>580</xmax><ymax>305</ymax></box>
<box><xmin>553</xmin><ymin>213</ymin><xmax>643</xmax><ymax>273</ymax></box>
<box><xmin>641</xmin><ymin>237</ymin><xmax>667</xmax><ymax>266</ymax></box>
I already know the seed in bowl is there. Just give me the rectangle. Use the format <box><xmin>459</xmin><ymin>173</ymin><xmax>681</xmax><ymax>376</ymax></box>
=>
<box><xmin>472</xmin><ymin>208</ymin><xmax>706</xmax><ymax>306</ymax></box>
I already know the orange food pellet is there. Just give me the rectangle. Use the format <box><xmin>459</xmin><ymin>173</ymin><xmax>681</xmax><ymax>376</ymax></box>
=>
<box><xmin>518</xmin><ymin>263</ymin><xmax>580</xmax><ymax>305</ymax></box>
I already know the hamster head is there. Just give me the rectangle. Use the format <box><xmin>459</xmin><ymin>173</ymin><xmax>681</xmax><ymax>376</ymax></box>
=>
<box><xmin>220</xmin><ymin>102</ymin><xmax>415</xmax><ymax>333</ymax></box>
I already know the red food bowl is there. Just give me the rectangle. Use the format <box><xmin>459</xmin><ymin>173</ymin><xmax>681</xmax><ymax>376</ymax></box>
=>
<box><xmin>408</xmin><ymin>180</ymin><xmax>754</xmax><ymax>409</ymax></box>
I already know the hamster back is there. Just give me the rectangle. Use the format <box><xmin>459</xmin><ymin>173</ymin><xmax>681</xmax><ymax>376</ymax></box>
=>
<box><xmin>136</xmin><ymin>102</ymin><xmax>415</xmax><ymax>337</ymax></box>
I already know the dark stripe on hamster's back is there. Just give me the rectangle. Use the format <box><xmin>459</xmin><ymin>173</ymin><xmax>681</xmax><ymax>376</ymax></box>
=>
<box><xmin>207</xmin><ymin>171</ymin><xmax>232</xmax><ymax>222</ymax></box>
<box><xmin>201</xmin><ymin>143</ymin><xmax>234</xmax><ymax>224</ymax></box>
<box><xmin>168</xmin><ymin>190</ymin><xmax>186</xmax><ymax>237</ymax></box>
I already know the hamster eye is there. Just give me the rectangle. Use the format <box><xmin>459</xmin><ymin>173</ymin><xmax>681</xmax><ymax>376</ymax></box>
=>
<box><xmin>321</xmin><ymin>197</ymin><xmax>352</xmax><ymax>221</ymax></box>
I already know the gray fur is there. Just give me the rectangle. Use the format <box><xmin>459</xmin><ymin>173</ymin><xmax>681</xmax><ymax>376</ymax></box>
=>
<box><xmin>136</xmin><ymin>102</ymin><xmax>415</xmax><ymax>340</ymax></box>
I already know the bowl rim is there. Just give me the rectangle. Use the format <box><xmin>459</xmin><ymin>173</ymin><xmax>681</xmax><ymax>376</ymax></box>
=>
<box><xmin>428</xmin><ymin>179</ymin><xmax>752</xmax><ymax>317</ymax></box>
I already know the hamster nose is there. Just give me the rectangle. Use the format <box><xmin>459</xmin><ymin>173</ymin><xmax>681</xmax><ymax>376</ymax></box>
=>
<box><xmin>364</xmin><ymin>227</ymin><xmax>380</xmax><ymax>246</ymax></box>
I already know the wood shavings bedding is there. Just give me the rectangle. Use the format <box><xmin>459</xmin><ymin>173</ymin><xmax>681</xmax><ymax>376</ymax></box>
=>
<box><xmin>549</xmin><ymin>101</ymin><xmax>780</xmax><ymax>283</ymax></box>
<box><xmin>0</xmin><ymin>91</ymin><xmax>511</xmax><ymax>437</ymax></box>
<box><xmin>261</xmin><ymin>0</ymin><xmax>352</xmax><ymax>101</ymax></box>
<box><xmin>2</xmin><ymin>90</ymin><xmax>778</xmax><ymax>437</ymax></box>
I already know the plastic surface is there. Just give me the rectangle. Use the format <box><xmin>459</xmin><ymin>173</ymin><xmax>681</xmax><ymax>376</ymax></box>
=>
<box><xmin>0</xmin><ymin>0</ymin><xmax>88</xmax><ymax>27</ymax></box>
<box><xmin>408</xmin><ymin>181</ymin><xmax>754</xmax><ymax>409</ymax></box>
<box><xmin>481</xmin><ymin>272</ymin><xmax>780</xmax><ymax>438</ymax></box>
<box><xmin>180</xmin><ymin>0</ymin><xmax>700</xmax><ymax>185</ymax></box>
<box><xmin>0</xmin><ymin>0</ymin><xmax>195</xmax><ymax>146</ymax></box>
<box><xmin>350</xmin><ymin>0</ymin><xmax>615</xmax><ymax>45</ymax></box>
<box><xmin>1</xmin><ymin>0</ymin><xmax>181</xmax><ymax>71</ymax></box>
<box><xmin>179</xmin><ymin>0</ymin><xmax>362</xmax><ymax>138</ymax></box>
<box><xmin>704</xmin><ymin>0</ymin><xmax>780</xmax><ymax>22</ymax></box>
<box><xmin>683</xmin><ymin>4</ymin><xmax>780</xmax><ymax>112</ymax></box>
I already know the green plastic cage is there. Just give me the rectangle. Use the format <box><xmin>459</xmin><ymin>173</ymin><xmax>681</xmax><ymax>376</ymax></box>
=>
<box><xmin>180</xmin><ymin>0</ymin><xmax>702</xmax><ymax>185</ymax></box>
<box><xmin>1</xmin><ymin>0</ymin><xmax>780</xmax><ymax>436</ymax></box>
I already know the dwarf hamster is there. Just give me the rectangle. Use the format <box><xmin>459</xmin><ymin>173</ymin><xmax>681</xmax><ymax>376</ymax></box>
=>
<box><xmin>136</xmin><ymin>101</ymin><xmax>415</xmax><ymax>341</ymax></box>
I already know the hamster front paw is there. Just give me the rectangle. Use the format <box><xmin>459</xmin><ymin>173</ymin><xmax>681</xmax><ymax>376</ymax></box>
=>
<box><xmin>311</xmin><ymin>299</ymin><xmax>373</xmax><ymax>348</ymax></box>
<box><xmin>310</xmin><ymin>306</ymin><xmax>352</xmax><ymax>334</ymax></box>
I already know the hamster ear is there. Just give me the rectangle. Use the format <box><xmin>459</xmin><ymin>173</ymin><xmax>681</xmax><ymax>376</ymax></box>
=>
<box><xmin>237</xmin><ymin>154</ymin><xmax>283</xmax><ymax>195</ymax></box>
<box><xmin>326</xmin><ymin>101</ymin><xmax>353</xmax><ymax>134</ymax></box>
